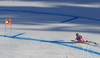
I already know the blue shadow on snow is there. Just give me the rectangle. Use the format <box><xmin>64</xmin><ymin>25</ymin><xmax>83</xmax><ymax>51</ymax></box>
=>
<box><xmin>0</xmin><ymin>9</ymin><xmax>100</xmax><ymax>23</ymax></box>
<box><xmin>0</xmin><ymin>34</ymin><xmax>100</xmax><ymax>55</ymax></box>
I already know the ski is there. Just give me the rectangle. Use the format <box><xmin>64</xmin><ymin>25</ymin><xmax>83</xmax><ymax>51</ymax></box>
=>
<box><xmin>71</xmin><ymin>40</ymin><xmax>97</xmax><ymax>44</ymax></box>
<box><xmin>88</xmin><ymin>41</ymin><xmax>97</xmax><ymax>44</ymax></box>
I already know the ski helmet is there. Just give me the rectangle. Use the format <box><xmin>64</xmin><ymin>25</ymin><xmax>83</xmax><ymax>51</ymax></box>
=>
<box><xmin>76</xmin><ymin>33</ymin><xmax>79</xmax><ymax>36</ymax></box>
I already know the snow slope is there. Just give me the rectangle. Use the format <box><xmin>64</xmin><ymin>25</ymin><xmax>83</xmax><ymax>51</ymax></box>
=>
<box><xmin>0</xmin><ymin>0</ymin><xmax>100</xmax><ymax>58</ymax></box>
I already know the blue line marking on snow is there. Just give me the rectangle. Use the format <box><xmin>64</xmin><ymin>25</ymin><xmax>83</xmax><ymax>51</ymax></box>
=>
<box><xmin>11</xmin><ymin>33</ymin><xmax>25</xmax><ymax>38</ymax></box>
<box><xmin>0</xmin><ymin>9</ymin><xmax>100</xmax><ymax>23</ymax></box>
<box><xmin>0</xmin><ymin>35</ymin><xmax>100</xmax><ymax>55</ymax></box>
<box><xmin>60</xmin><ymin>17</ymin><xmax>78</xmax><ymax>23</ymax></box>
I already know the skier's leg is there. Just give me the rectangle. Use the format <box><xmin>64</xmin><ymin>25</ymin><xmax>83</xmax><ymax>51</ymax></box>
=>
<box><xmin>80</xmin><ymin>39</ymin><xmax>84</xmax><ymax>43</ymax></box>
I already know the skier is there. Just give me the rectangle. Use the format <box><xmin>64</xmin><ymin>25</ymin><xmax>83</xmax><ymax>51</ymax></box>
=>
<box><xmin>74</xmin><ymin>33</ymin><xmax>88</xmax><ymax>43</ymax></box>
<box><xmin>71</xmin><ymin>33</ymin><xmax>96</xmax><ymax>44</ymax></box>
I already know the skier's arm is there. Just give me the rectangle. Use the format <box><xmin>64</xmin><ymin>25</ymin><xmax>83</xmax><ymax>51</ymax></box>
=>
<box><xmin>73</xmin><ymin>37</ymin><xmax>77</xmax><ymax>42</ymax></box>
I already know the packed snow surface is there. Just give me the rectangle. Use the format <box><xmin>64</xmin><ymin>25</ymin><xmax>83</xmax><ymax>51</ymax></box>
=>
<box><xmin>0</xmin><ymin>0</ymin><xmax>100</xmax><ymax>58</ymax></box>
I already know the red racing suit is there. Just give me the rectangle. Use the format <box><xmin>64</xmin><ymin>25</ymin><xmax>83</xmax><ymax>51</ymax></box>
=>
<box><xmin>75</xmin><ymin>35</ymin><xmax>86</xmax><ymax>43</ymax></box>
